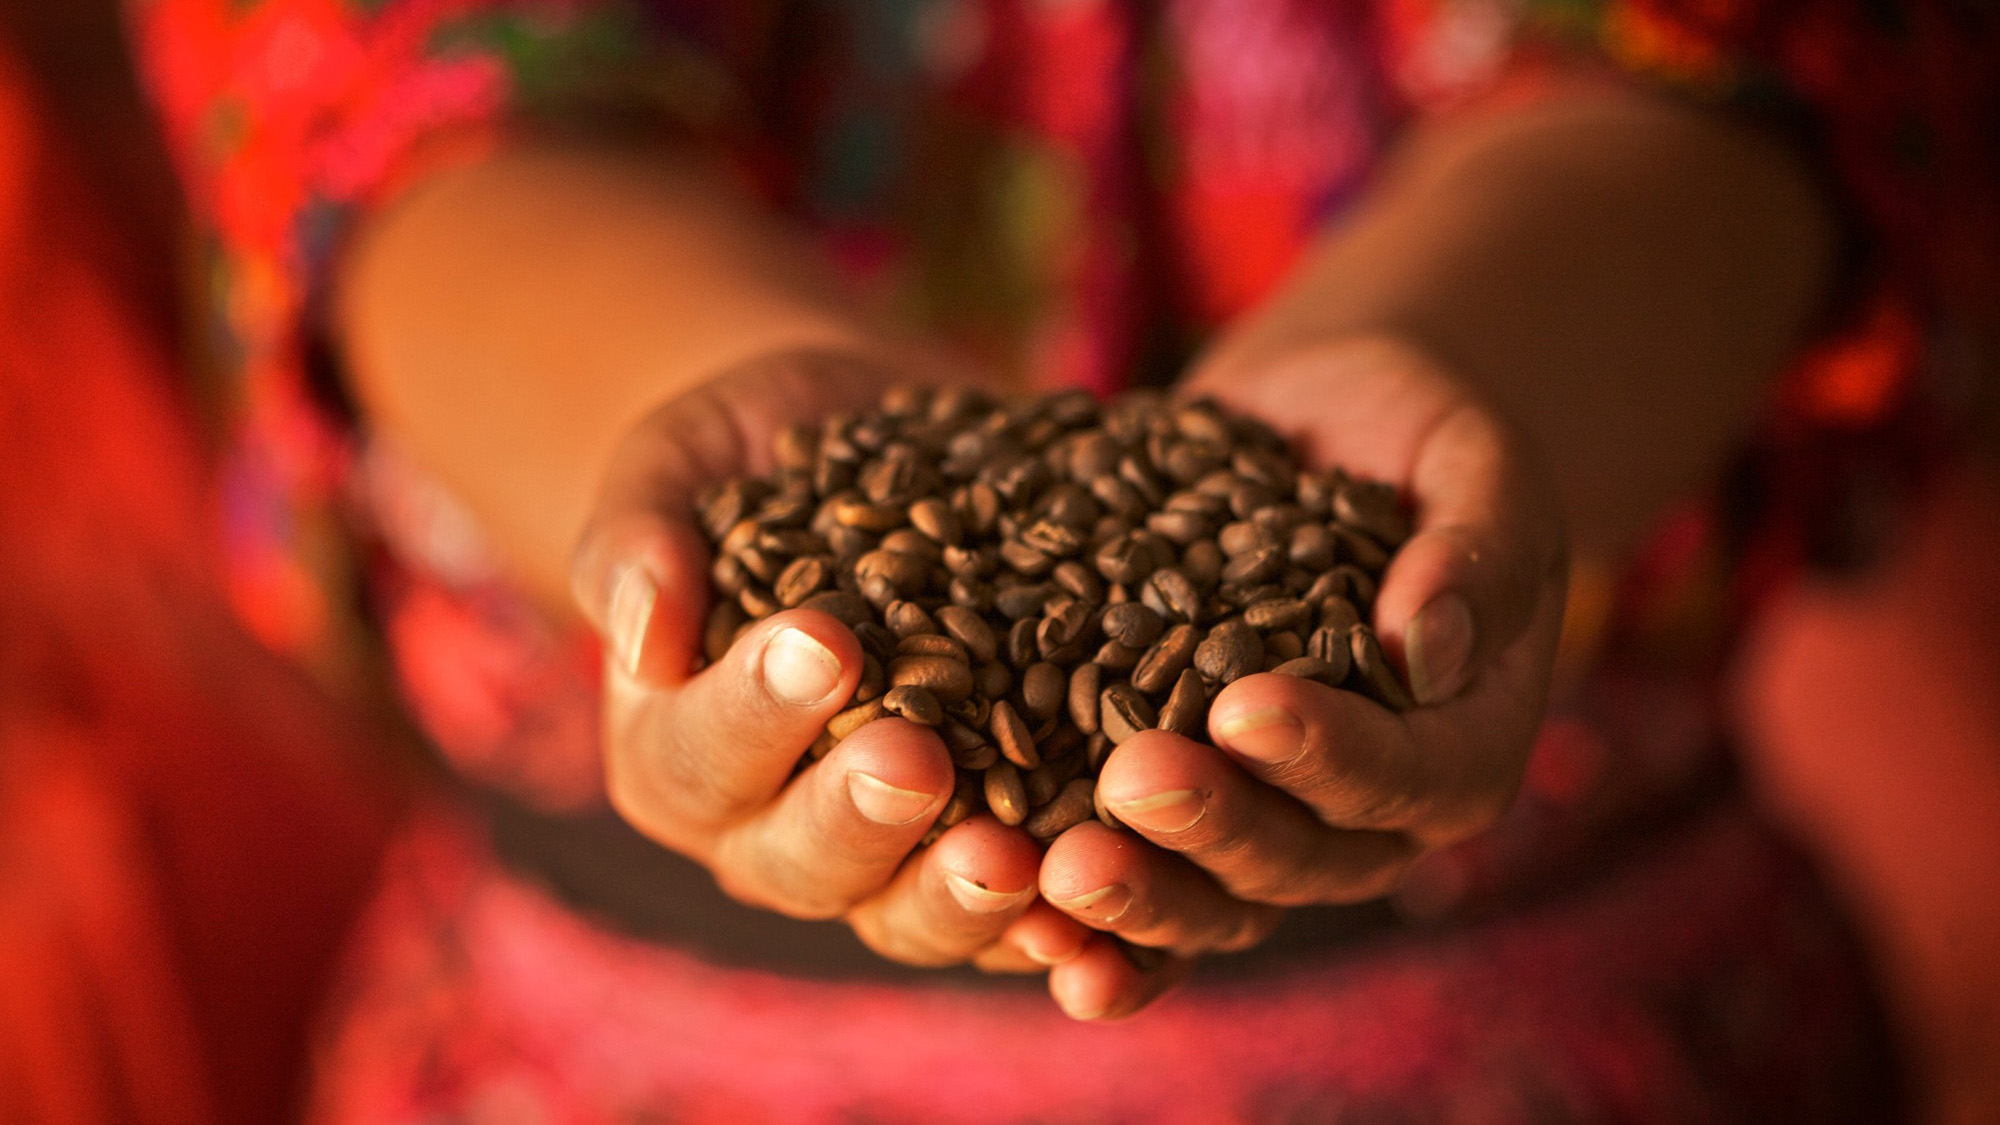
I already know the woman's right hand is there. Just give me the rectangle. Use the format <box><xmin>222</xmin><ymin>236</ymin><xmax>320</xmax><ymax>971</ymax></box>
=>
<box><xmin>567</xmin><ymin>349</ymin><xmax>1097</xmax><ymax>973</ymax></box>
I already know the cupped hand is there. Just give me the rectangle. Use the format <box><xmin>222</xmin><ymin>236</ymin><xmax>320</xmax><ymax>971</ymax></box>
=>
<box><xmin>568</xmin><ymin>349</ymin><xmax>1094</xmax><ymax>971</ymax></box>
<box><xmin>1039</xmin><ymin>335</ymin><xmax>1568</xmax><ymax>1019</ymax></box>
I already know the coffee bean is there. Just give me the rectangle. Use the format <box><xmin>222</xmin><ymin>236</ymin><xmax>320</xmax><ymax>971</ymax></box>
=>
<box><xmin>1100</xmin><ymin>682</ymin><xmax>1157</xmax><ymax>745</ymax></box>
<box><xmin>883</xmin><ymin>684</ymin><xmax>945</xmax><ymax>726</ymax></box>
<box><xmin>888</xmin><ymin>655</ymin><xmax>974</xmax><ymax>702</ymax></box>
<box><xmin>1090</xmin><ymin>640</ymin><xmax>1143</xmax><ymax>673</ymax></box>
<box><xmin>1024</xmin><ymin>778</ymin><xmax>1096</xmax><ymax>840</ymax></box>
<box><xmin>856</xmin><ymin>653</ymin><xmax>886</xmax><ymax>701</ymax></box>
<box><xmin>703</xmin><ymin>600</ymin><xmax>747</xmax><ymax>664</ymax></box>
<box><xmin>908</xmin><ymin>497</ymin><xmax>962</xmax><ymax>545</ymax></box>
<box><xmin>1132</xmin><ymin>623</ymin><xmax>1199</xmax><ymax>693</ymax></box>
<box><xmin>1243</xmin><ymin>597</ymin><xmax>1311</xmax><ymax>632</ymax></box>
<box><xmin>895</xmin><ymin>633</ymin><xmax>969</xmax><ymax>662</ymax></box>
<box><xmin>973</xmin><ymin>660</ymin><xmax>1013</xmax><ymax>701</ymax></box>
<box><xmin>828</xmin><ymin>698</ymin><xmax>888</xmax><ymax>741</ymax></box>
<box><xmin>1068</xmin><ymin>661</ymin><xmax>1102</xmax><ymax>734</ymax></box>
<box><xmin>1157</xmin><ymin>668</ymin><xmax>1208</xmax><ymax>736</ymax></box>
<box><xmin>854</xmin><ymin>549</ymin><xmax>929</xmax><ymax>597</ymax></box>
<box><xmin>1022</xmin><ymin>662</ymin><xmax>1066</xmax><ymax>720</ymax></box>
<box><xmin>884</xmin><ymin>599</ymin><xmax>936</xmax><ymax>638</ymax></box>
<box><xmin>1101</xmin><ymin>602</ymin><xmax>1165</xmax><ymax>649</ymax></box>
<box><xmin>989</xmin><ymin>700</ymin><xmax>1041</xmax><ymax>769</ymax></box>
<box><xmin>1350</xmin><ymin>625</ymin><xmax>1415</xmax><ymax>711</ymax></box>
<box><xmin>985</xmin><ymin>762</ymin><xmax>1029</xmax><ymax>826</ymax></box>
<box><xmin>1144</xmin><ymin>568</ymin><xmax>1202</xmax><ymax>623</ymax></box>
<box><xmin>1194</xmin><ymin>619</ymin><xmax>1263</xmax><ymax>683</ymax></box>
<box><xmin>1272</xmin><ymin>656</ymin><xmax>1342</xmax><ymax>688</ymax></box>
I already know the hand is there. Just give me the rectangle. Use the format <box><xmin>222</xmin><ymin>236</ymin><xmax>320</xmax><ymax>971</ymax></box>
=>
<box><xmin>1037</xmin><ymin>335</ymin><xmax>1568</xmax><ymax>1019</ymax></box>
<box><xmin>568</xmin><ymin>349</ymin><xmax>1096</xmax><ymax>971</ymax></box>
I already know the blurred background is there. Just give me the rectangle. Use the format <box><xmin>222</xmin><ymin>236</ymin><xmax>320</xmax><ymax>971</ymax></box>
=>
<box><xmin>2</xmin><ymin>1</ymin><xmax>1996</xmax><ymax>1122</ymax></box>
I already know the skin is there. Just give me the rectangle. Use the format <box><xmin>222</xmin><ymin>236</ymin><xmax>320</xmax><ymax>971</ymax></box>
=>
<box><xmin>337</xmin><ymin>83</ymin><xmax>1836</xmax><ymax>1018</ymax></box>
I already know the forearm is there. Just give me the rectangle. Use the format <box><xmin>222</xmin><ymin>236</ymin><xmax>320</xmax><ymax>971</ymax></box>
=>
<box><xmin>1197</xmin><ymin>89</ymin><xmax>1840</xmax><ymax>554</ymax></box>
<box><xmin>334</xmin><ymin>142</ymin><xmax>905</xmax><ymax>604</ymax></box>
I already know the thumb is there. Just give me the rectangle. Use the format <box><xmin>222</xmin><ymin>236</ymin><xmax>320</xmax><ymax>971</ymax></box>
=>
<box><xmin>571</xmin><ymin>509</ymin><xmax>714</xmax><ymax>689</ymax></box>
<box><xmin>1371</xmin><ymin>400</ymin><xmax>1567</xmax><ymax>707</ymax></box>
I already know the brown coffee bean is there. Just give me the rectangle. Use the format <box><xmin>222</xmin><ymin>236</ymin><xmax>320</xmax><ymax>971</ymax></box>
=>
<box><xmin>947</xmin><ymin>575</ymin><xmax>994</xmax><ymax>612</ymax></box>
<box><xmin>1180</xmin><ymin>539</ymin><xmax>1226</xmax><ymax>590</ymax></box>
<box><xmin>1100</xmin><ymin>682</ymin><xmax>1157</xmax><ymax>745</ymax></box>
<box><xmin>827</xmin><ymin>698</ymin><xmax>888</xmax><ymax>741</ymax></box>
<box><xmin>1132</xmin><ymin>623</ymin><xmax>1199</xmax><ymax>693</ymax></box>
<box><xmin>888</xmin><ymin>655</ymin><xmax>974</xmax><ymax>702</ymax></box>
<box><xmin>1091</xmin><ymin>640</ymin><xmax>1143</xmax><ymax>673</ymax></box>
<box><xmin>1067</xmin><ymin>661</ymin><xmax>1102</xmax><ymax>734</ymax></box>
<box><xmin>1092</xmin><ymin>777</ymin><xmax>1124</xmax><ymax>828</ymax></box>
<box><xmin>985</xmin><ymin>762</ymin><xmax>1029</xmax><ymax>826</ymax></box>
<box><xmin>1021</xmin><ymin>662</ymin><xmax>1066</xmax><ymax>720</ymax></box>
<box><xmin>854</xmin><ymin>549</ymin><xmax>929</xmax><ymax>597</ymax></box>
<box><xmin>1157</xmin><ymin>668</ymin><xmax>1208</xmax><ymax>736</ymax></box>
<box><xmin>1003</xmin><ymin>617</ymin><xmax>1039</xmax><ymax>668</ymax></box>
<box><xmin>1144</xmin><ymin>568</ymin><xmax>1202</xmax><ymax>623</ymax></box>
<box><xmin>1272</xmin><ymin>656</ymin><xmax>1342</xmax><ymax>688</ymax></box>
<box><xmin>895</xmin><ymin>633</ymin><xmax>969</xmax><ymax>662</ymax></box>
<box><xmin>1094</xmin><ymin>532</ymin><xmax>1159</xmax><ymax>586</ymax></box>
<box><xmin>940</xmin><ymin>718</ymin><xmax>987</xmax><ymax>754</ymax></box>
<box><xmin>856</xmin><ymin>653</ymin><xmax>886</xmax><ymax>701</ymax></box>
<box><xmin>1318</xmin><ymin>595</ymin><xmax>1362</xmax><ymax>633</ymax></box>
<box><xmin>989</xmin><ymin>701</ymin><xmax>1041</xmax><ymax>769</ymax></box>
<box><xmin>1243</xmin><ymin>597</ymin><xmax>1311</xmax><ymax>632</ymax></box>
<box><xmin>798</xmin><ymin>590</ymin><xmax>872</xmax><ymax>627</ymax></box>
<box><xmin>1333</xmin><ymin>479</ymin><xmax>1410</xmax><ymax>546</ymax></box>
<box><xmin>973</xmin><ymin>660</ymin><xmax>1013</xmax><ymax>701</ymax></box>
<box><xmin>908</xmin><ymin>497</ymin><xmax>962</xmax><ymax>545</ymax></box>
<box><xmin>1350</xmin><ymin>625</ymin><xmax>1416</xmax><ymax>711</ymax></box>
<box><xmin>1050</xmin><ymin>560</ymin><xmax>1103</xmax><ymax>604</ymax></box>
<box><xmin>738</xmin><ymin>586</ymin><xmax>782</xmax><ymax>617</ymax></box>
<box><xmin>1265</xmin><ymin>630</ymin><xmax>1305</xmax><ymax>663</ymax></box>
<box><xmin>773</xmin><ymin>555</ymin><xmax>831</xmax><ymax>608</ymax></box>
<box><xmin>1194</xmin><ymin>619</ymin><xmax>1263</xmax><ymax>684</ymax></box>
<box><xmin>1036</xmin><ymin>601</ymin><xmax>1092</xmax><ymax>661</ymax></box>
<box><xmin>1221</xmin><ymin>545</ymin><xmax>1284</xmax><ymax>586</ymax></box>
<box><xmin>993</xmin><ymin>582</ymin><xmax>1053</xmax><ymax>620</ymax></box>
<box><xmin>883</xmin><ymin>684</ymin><xmax>945</xmax><ymax>726</ymax></box>
<box><xmin>1218</xmin><ymin>520</ymin><xmax>1266</xmax><ymax>557</ymax></box>
<box><xmin>1329</xmin><ymin>524</ymin><xmax>1390</xmax><ymax>571</ymax></box>
<box><xmin>884</xmin><ymin>599</ymin><xmax>936</xmax><ymax>638</ymax></box>
<box><xmin>1101</xmin><ymin>602</ymin><xmax>1165</xmax><ymax>649</ymax></box>
<box><xmin>1025</xmin><ymin>778</ymin><xmax>1096</xmax><ymax>840</ymax></box>
<box><xmin>703</xmin><ymin>600</ymin><xmax>747</xmax><ymax>664</ymax></box>
<box><xmin>832</xmin><ymin>495</ymin><xmax>905</xmax><ymax>532</ymax></box>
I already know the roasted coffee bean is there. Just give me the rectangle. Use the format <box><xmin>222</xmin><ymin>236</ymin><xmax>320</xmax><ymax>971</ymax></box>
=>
<box><xmin>1022</xmin><ymin>662</ymin><xmax>1066</xmax><ymax>720</ymax></box>
<box><xmin>1100</xmin><ymin>682</ymin><xmax>1157</xmax><ymax>745</ymax></box>
<box><xmin>1181</xmin><ymin>539</ymin><xmax>1226</xmax><ymax>590</ymax></box>
<box><xmin>703</xmin><ymin>600</ymin><xmax>747</xmax><ymax>664</ymax></box>
<box><xmin>832</xmin><ymin>495</ymin><xmax>905</xmax><ymax>532</ymax></box>
<box><xmin>856</xmin><ymin>653</ymin><xmax>886</xmax><ymax>701</ymax></box>
<box><xmin>1101</xmin><ymin>602</ymin><xmax>1165</xmax><ymax>650</ymax></box>
<box><xmin>1144</xmin><ymin>568</ymin><xmax>1202</xmax><ymax>623</ymax></box>
<box><xmin>1195</xmin><ymin>619</ymin><xmax>1263</xmax><ymax>683</ymax></box>
<box><xmin>1265</xmin><ymin>630</ymin><xmax>1305</xmax><ymax>663</ymax></box>
<box><xmin>908</xmin><ymin>497</ymin><xmax>962</xmax><ymax>545</ymax></box>
<box><xmin>1243</xmin><ymin>597</ymin><xmax>1312</xmax><ymax>632</ymax></box>
<box><xmin>989</xmin><ymin>701</ymin><xmax>1041</xmax><ymax>769</ymax></box>
<box><xmin>985</xmin><ymin>762</ymin><xmax>1030</xmax><ymax>827</ymax></box>
<box><xmin>828</xmin><ymin>698</ymin><xmax>888</xmax><ymax>741</ymax></box>
<box><xmin>797</xmin><ymin>590</ymin><xmax>873</xmax><ymax>628</ymax></box>
<box><xmin>1132</xmin><ymin>624</ymin><xmax>1199</xmax><ymax>694</ymax></box>
<box><xmin>854</xmin><ymin>549</ymin><xmax>929</xmax><ymax>597</ymax></box>
<box><xmin>973</xmin><ymin>660</ymin><xmax>1013</xmax><ymax>701</ymax></box>
<box><xmin>1025</xmin><ymin>779</ymin><xmax>1097</xmax><ymax>840</ymax></box>
<box><xmin>993</xmin><ymin>582</ymin><xmax>1053</xmax><ymax>621</ymax></box>
<box><xmin>888</xmin><ymin>655</ymin><xmax>974</xmax><ymax>702</ymax></box>
<box><xmin>1090</xmin><ymin>640</ymin><xmax>1144</xmax><ymax>673</ymax></box>
<box><xmin>1050</xmin><ymin>560</ymin><xmax>1104</xmax><ymax>604</ymax></box>
<box><xmin>739</xmin><ymin>586</ymin><xmax>782</xmax><ymax>617</ymax></box>
<box><xmin>1350</xmin><ymin>625</ymin><xmax>1416</xmax><ymax>711</ymax></box>
<box><xmin>883</xmin><ymin>599</ymin><xmax>936</xmax><ymax>638</ymax></box>
<box><xmin>1318</xmin><ymin>595</ymin><xmax>1363</xmax><ymax>633</ymax></box>
<box><xmin>1334</xmin><ymin>479</ymin><xmax>1410</xmax><ymax>546</ymax></box>
<box><xmin>1068</xmin><ymin>661</ymin><xmax>1102</xmax><ymax>734</ymax></box>
<box><xmin>1092</xmin><ymin>777</ymin><xmax>1124</xmax><ymax>828</ymax></box>
<box><xmin>1157</xmin><ymin>668</ymin><xmax>1208</xmax><ymax>736</ymax></box>
<box><xmin>1221</xmin><ymin>545</ymin><xmax>1284</xmax><ymax>586</ymax></box>
<box><xmin>883</xmin><ymin>684</ymin><xmax>945</xmax><ymax>726</ymax></box>
<box><xmin>1272</xmin><ymin>657</ymin><xmax>1343</xmax><ymax>688</ymax></box>
<box><xmin>896</xmin><ymin>633</ymin><xmax>969</xmax><ymax>662</ymax></box>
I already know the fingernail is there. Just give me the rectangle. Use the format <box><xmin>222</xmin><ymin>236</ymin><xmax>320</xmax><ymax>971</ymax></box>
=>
<box><xmin>608</xmin><ymin>567</ymin><xmax>658</xmax><ymax>678</ymax></box>
<box><xmin>944</xmin><ymin>872</ymin><xmax>1033</xmax><ymax>914</ymax></box>
<box><xmin>1109</xmin><ymin>789</ymin><xmax>1206</xmax><ymax>834</ymax></box>
<box><xmin>846</xmin><ymin>771</ymin><xmax>938</xmax><ymax>826</ymax></box>
<box><xmin>1017</xmin><ymin>931</ymin><xmax>1087</xmax><ymax>967</ymax></box>
<box><xmin>1214</xmin><ymin>706</ymin><xmax>1303</xmax><ymax>764</ymax></box>
<box><xmin>763</xmin><ymin>627</ymin><xmax>842</xmax><ymax>705</ymax></box>
<box><xmin>1053</xmin><ymin>979</ymin><xmax>1109</xmax><ymax>1021</ymax></box>
<box><xmin>1406</xmin><ymin>593</ymin><xmax>1475</xmax><ymax>705</ymax></box>
<box><xmin>1050</xmin><ymin>883</ymin><xmax>1131</xmax><ymax>923</ymax></box>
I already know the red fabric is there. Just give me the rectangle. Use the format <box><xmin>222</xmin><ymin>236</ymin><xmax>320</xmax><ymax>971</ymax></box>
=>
<box><xmin>0</xmin><ymin>44</ymin><xmax>399</xmax><ymax>1125</ymax></box>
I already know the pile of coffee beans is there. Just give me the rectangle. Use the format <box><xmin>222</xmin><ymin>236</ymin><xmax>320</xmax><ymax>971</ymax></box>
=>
<box><xmin>697</xmin><ymin>386</ymin><xmax>1414</xmax><ymax>845</ymax></box>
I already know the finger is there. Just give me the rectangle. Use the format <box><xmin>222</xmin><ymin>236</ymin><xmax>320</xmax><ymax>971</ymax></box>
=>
<box><xmin>1096</xmin><ymin>730</ymin><xmax>1417</xmax><ymax>906</ymax></box>
<box><xmin>707</xmin><ymin>717</ymin><xmax>954</xmax><ymax>918</ymax></box>
<box><xmin>843</xmin><ymin>816</ymin><xmax>1046</xmax><ymax>967</ymax></box>
<box><xmin>1040</xmin><ymin>821</ymin><xmax>1286</xmax><ymax>955</ymax></box>
<box><xmin>1046</xmin><ymin>935</ymin><xmax>1193</xmax><ymax>1022</ymax></box>
<box><xmin>605</xmin><ymin>608</ymin><xmax>858</xmax><ymax>846</ymax></box>
<box><xmin>980</xmin><ymin>901</ymin><xmax>1094</xmax><ymax>973</ymax></box>
<box><xmin>1207</xmin><ymin>671</ymin><xmax>1525</xmax><ymax>844</ymax></box>
<box><xmin>573</xmin><ymin>510</ymin><xmax>713</xmax><ymax>687</ymax></box>
<box><xmin>1371</xmin><ymin>397</ymin><xmax>1567</xmax><ymax>706</ymax></box>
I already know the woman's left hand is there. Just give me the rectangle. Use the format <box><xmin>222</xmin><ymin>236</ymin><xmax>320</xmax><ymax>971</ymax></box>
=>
<box><xmin>1029</xmin><ymin>335</ymin><xmax>1569</xmax><ymax>1020</ymax></box>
